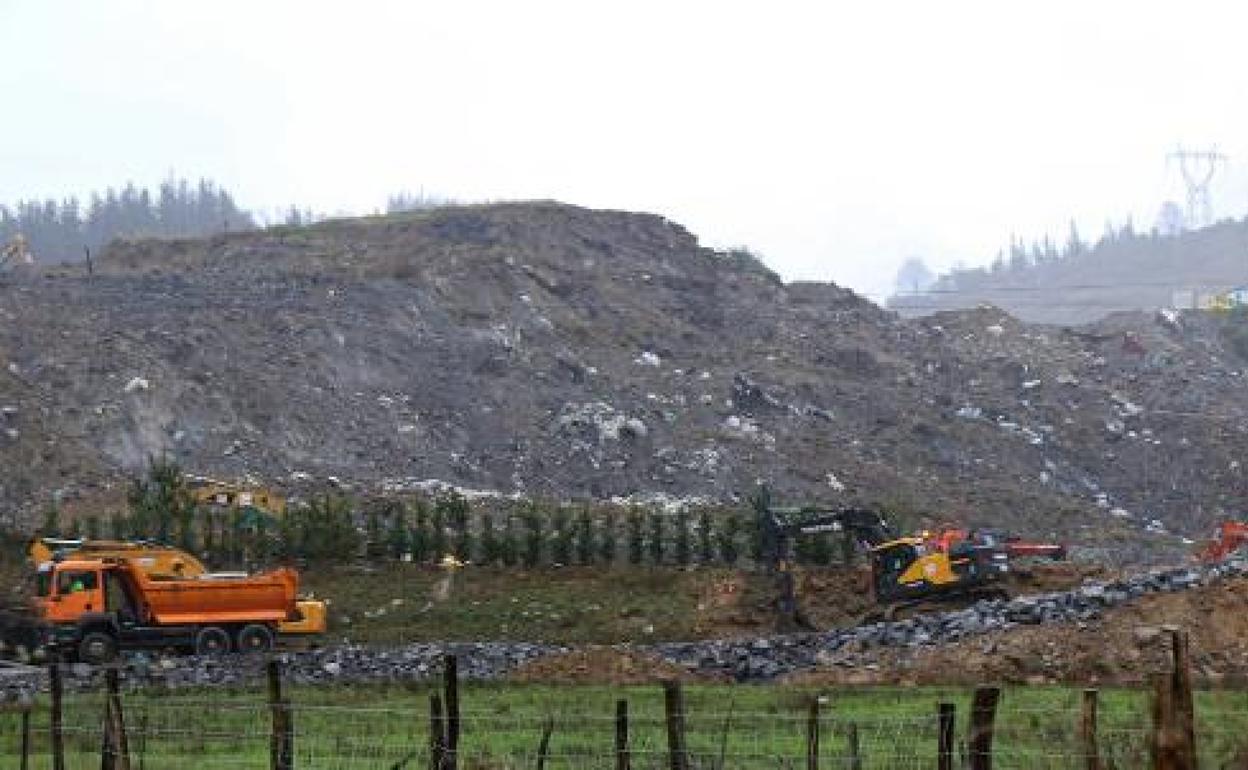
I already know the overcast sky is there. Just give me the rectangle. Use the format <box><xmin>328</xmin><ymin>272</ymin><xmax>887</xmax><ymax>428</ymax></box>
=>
<box><xmin>3</xmin><ymin>0</ymin><xmax>1247</xmax><ymax>301</ymax></box>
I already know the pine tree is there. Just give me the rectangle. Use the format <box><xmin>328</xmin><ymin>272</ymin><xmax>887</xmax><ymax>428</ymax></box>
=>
<box><xmin>718</xmin><ymin>513</ymin><xmax>740</xmax><ymax>565</ymax></box>
<box><xmin>386</xmin><ymin>503</ymin><xmax>410</xmax><ymax>559</ymax></box>
<box><xmin>697</xmin><ymin>510</ymin><xmax>714</xmax><ymax>564</ymax></box>
<box><xmin>500</xmin><ymin>514</ymin><xmax>519</xmax><ymax>566</ymax></box>
<box><xmin>40</xmin><ymin>504</ymin><xmax>61</xmax><ymax>537</ymax></box>
<box><xmin>365</xmin><ymin>506</ymin><xmax>385</xmax><ymax>559</ymax></box>
<box><xmin>523</xmin><ymin>505</ymin><xmax>544</xmax><ymax>568</ymax></box>
<box><xmin>551</xmin><ymin>508</ymin><xmax>572</xmax><ymax>565</ymax></box>
<box><xmin>480</xmin><ymin>511</ymin><xmax>500</xmax><ymax>565</ymax></box>
<box><xmin>575</xmin><ymin>509</ymin><xmax>595</xmax><ymax>565</ymax></box>
<box><xmin>410</xmin><ymin>501</ymin><xmax>432</xmax><ymax>563</ymax></box>
<box><xmin>430</xmin><ymin>508</ymin><xmax>448</xmax><ymax>559</ymax></box>
<box><xmin>627</xmin><ymin>511</ymin><xmax>644</xmax><ymax>565</ymax></box>
<box><xmin>674</xmin><ymin>512</ymin><xmax>692</xmax><ymax>566</ymax></box>
<box><xmin>647</xmin><ymin>512</ymin><xmax>664</xmax><ymax>565</ymax></box>
<box><xmin>598</xmin><ymin>517</ymin><xmax>617</xmax><ymax>565</ymax></box>
<box><xmin>109</xmin><ymin>511</ymin><xmax>127</xmax><ymax>541</ymax></box>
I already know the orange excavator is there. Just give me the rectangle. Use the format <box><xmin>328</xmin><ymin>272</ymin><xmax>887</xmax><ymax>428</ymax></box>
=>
<box><xmin>1195</xmin><ymin>521</ymin><xmax>1248</xmax><ymax>563</ymax></box>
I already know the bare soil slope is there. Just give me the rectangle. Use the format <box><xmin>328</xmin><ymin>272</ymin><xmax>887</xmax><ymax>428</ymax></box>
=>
<box><xmin>1</xmin><ymin>202</ymin><xmax>1247</xmax><ymax>554</ymax></box>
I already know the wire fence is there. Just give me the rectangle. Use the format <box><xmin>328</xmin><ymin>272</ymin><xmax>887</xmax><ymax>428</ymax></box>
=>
<box><xmin>2</xmin><ymin>632</ymin><xmax>1244</xmax><ymax>769</ymax></box>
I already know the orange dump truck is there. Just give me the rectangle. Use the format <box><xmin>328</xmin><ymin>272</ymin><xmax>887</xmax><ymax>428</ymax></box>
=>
<box><xmin>34</xmin><ymin>557</ymin><xmax>307</xmax><ymax>663</ymax></box>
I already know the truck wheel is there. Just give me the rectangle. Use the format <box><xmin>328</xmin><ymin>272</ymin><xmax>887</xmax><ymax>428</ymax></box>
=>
<box><xmin>194</xmin><ymin>626</ymin><xmax>231</xmax><ymax>656</ymax></box>
<box><xmin>236</xmin><ymin>624</ymin><xmax>274</xmax><ymax>654</ymax></box>
<box><xmin>78</xmin><ymin>632</ymin><xmax>117</xmax><ymax>665</ymax></box>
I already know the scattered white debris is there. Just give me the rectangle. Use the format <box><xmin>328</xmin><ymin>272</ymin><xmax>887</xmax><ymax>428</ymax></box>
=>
<box><xmin>124</xmin><ymin>377</ymin><xmax>150</xmax><ymax>393</ymax></box>
<box><xmin>635</xmin><ymin>351</ymin><xmax>661</xmax><ymax>367</ymax></box>
<box><xmin>1021</xmin><ymin>379</ymin><xmax>1042</xmax><ymax>390</ymax></box>
<box><xmin>986</xmin><ymin>324</ymin><xmax>1005</xmax><ymax>336</ymax></box>
<box><xmin>826</xmin><ymin>473</ymin><xmax>846</xmax><ymax>492</ymax></box>
<box><xmin>955</xmin><ymin>406</ymin><xmax>983</xmax><ymax>420</ymax></box>
<box><xmin>290</xmin><ymin>471</ymin><xmax>312</xmax><ymax>482</ymax></box>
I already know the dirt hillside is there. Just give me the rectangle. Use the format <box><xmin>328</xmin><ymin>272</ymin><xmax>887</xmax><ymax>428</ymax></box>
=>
<box><xmin>1</xmin><ymin>202</ymin><xmax>1246</xmax><ymax>555</ymax></box>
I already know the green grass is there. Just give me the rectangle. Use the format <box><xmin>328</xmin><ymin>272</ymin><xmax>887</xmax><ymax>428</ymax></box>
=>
<box><xmin>303</xmin><ymin>565</ymin><xmax>764</xmax><ymax>645</ymax></box>
<box><xmin>8</xmin><ymin>682</ymin><xmax>1248</xmax><ymax>768</ymax></box>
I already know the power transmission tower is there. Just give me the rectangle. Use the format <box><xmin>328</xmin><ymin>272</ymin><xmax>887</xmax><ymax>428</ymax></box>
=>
<box><xmin>1168</xmin><ymin>146</ymin><xmax>1227</xmax><ymax>229</ymax></box>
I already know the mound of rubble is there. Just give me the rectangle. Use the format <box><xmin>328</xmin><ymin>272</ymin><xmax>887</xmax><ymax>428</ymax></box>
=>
<box><xmin>1</xmin><ymin>202</ymin><xmax>1248</xmax><ymax>551</ymax></box>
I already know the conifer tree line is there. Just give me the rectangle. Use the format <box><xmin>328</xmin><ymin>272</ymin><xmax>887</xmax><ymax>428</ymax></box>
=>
<box><xmin>38</xmin><ymin>460</ymin><xmax>857</xmax><ymax>570</ymax></box>
<box><xmin>0</xmin><ymin>179</ymin><xmax>458</xmax><ymax>265</ymax></box>
<box><xmin>0</xmin><ymin>178</ymin><xmax>255</xmax><ymax>263</ymax></box>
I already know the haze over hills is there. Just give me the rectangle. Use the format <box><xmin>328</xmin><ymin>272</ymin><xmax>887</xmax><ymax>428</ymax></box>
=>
<box><xmin>889</xmin><ymin>216</ymin><xmax>1248</xmax><ymax>324</ymax></box>
<box><xmin>2</xmin><ymin>202</ymin><xmax>1248</xmax><ymax>552</ymax></box>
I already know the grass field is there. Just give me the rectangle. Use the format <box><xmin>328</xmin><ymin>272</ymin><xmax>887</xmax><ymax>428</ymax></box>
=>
<box><xmin>300</xmin><ymin>564</ymin><xmax>786</xmax><ymax>645</ymax></box>
<box><xmin>8</xmin><ymin>681</ymin><xmax>1248</xmax><ymax>768</ymax></box>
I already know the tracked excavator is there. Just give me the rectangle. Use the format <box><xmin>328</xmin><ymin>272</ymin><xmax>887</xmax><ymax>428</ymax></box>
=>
<box><xmin>754</xmin><ymin>489</ymin><xmax>1059</xmax><ymax>630</ymax></box>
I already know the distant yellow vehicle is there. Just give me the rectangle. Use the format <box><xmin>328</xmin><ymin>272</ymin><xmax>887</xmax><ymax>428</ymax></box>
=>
<box><xmin>186</xmin><ymin>477</ymin><xmax>286</xmax><ymax>516</ymax></box>
<box><xmin>28</xmin><ymin>538</ymin><xmax>325</xmax><ymax>636</ymax></box>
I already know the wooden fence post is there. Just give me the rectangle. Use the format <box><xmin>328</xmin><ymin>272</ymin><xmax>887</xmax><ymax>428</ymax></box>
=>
<box><xmin>615</xmin><ymin>699</ymin><xmax>630</xmax><ymax>770</ymax></box>
<box><xmin>267</xmin><ymin>658</ymin><xmax>293</xmax><ymax>770</ymax></box>
<box><xmin>662</xmin><ymin>680</ymin><xmax>689</xmax><ymax>770</ymax></box>
<box><xmin>845</xmin><ymin>722</ymin><xmax>862</xmax><ymax>770</ymax></box>
<box><xmin>429</xmin><ymin>693</ymin><xmax>445</xmax><ymax>770</ymax></box>
<box><xmin>50</xmin><ymin>662</ymin><xmax>64</xmax><ymax>770</ymax></box>
<box><xmin>536</xmin><ymin>716</ymin><xmax>554</xmax><ymax>770</ymax></box>
<box><xmin>968</xmin><ymin>686</ymin><xmax>1000</xmax><ymax>770</ymax></box>
<box><xmin>1080</xmin><ymin>689</ymin><xmax>1101</xmax><ymax>770</ymax></box>
<box><xmin>805</xmin><ymin>697</ymin><xmax>819</xmax><ymax>770</ymax></box>
<box><xmin>103</xmin><ymin>666</ymin><xmax>132</xmax><ymax>770</ymax></box>
<box><xmin>937</xmin><ymin>702</ymin><xmax>955</xmax><ymax>770</ymax></box>
<box><xmin>443</xmin><ymin>654</ymin><xmax>459</xmax><ymax>770</ymax></box>
<box><xmin>1152</xmin><ymin>629</ymin><xmax>1196</xmax><ymax>770</ymax></box>
<box><xmin>20</xmin><ymin>704</ymin><xmax>31</xmax><ymax>770</ymax></box>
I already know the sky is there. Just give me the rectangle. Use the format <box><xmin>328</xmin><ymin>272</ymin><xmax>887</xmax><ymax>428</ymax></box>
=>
<box><xmin>3</xmin><ymin>0</ymin><xmax>1248</xmax><ymax>302</ymax></box>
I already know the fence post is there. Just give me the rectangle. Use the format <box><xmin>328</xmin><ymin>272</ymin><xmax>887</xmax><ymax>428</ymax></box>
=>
<box><xmin>1080</xmin><ymin>689</ymin><xmax>1101</xmax><ymax>770</ymax></box>
<box><xmin>429</xmin><ymin>694</ymin><xmax>445</xmax><ymax>770</ymax></box>
<box><xmin>937</xmin><ymin>702</ymin><xmax>955</xmax><ymax>770</ymax></box>
<box><xmin>662</xmin><ymin>680</ymin><xmax>689</xmax><ymax>770</ymax></box>
<box><xmin>267</xmin><ymin>658</ymin><xmax>293</xmax><ymax>770</ymax></box>
<box><xmin>615</xmin><ymin>699</ymin><xmax>630</xmax><ymax>770</ymax></box>
<box><xmin>968</xmin><ymin>686</ymin><xmax>1000</xmax><ymax>770</ymax></box>
<box><xmin>845</xmin><ymin>722</ymin><xmax>862</xmax><ymax>770</ymax></box>
<box><xmin>805</xmin><ymin>697</ymin><xmax>819</xmax><ymax>770</ymax></box>
<box><xmin>50</xmin><ymin>662</ymin><xmax>64</xmax><ymax>770</ymax></box>
<box><xmin>536</xmin><ymin>716</ymin><xmax>554</xmax><ymax>770</ymax></box>
<box><xmin>20</xmin><ymin>703</ymin><xmax>31</xmax><ymax>770</ymax></box>
<box><xmin>443</xmin><ymin>654</ymin><xmax>459</xmax><ymax>770</ymax></box>
<box><xmin>1169</xmin><ymin>630</ymin><xmax>1196</xmax><ymax>770</ymax></box>
<box><xmin>103</xmin><ymin>666</ymin><xmax>132</xmax><ymax>770</ymax></box>
<box><xmin>1152</xmin><ymin>629</ymin><xmax>1196</xmax><ymax>770</ymax></box>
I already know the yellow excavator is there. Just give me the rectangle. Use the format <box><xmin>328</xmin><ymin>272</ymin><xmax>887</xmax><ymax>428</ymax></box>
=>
<box><xmin>754</xmin><ymin>488</ymin><xmax>1011</xmax><ymax>629</ymax></box>
<box><xmin>26</xmin><ymin>538</ymin><xmax>325</xmax><ymax>635</ymax></box>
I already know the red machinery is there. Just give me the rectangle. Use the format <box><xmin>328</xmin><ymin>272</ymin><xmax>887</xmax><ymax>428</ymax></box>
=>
<box><xmin>925</xmin><ymin>528</ymin><xmax>1067</xmax><ymax>562</ymax></box>
<box><xmin>1195</xmin><ymin>521</ymin><xmax>1248</xmax><ymax>563</ymax></box>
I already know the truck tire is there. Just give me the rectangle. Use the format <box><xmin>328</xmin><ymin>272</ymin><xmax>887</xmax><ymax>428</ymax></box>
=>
<box><xmin>236</xmin><ymin>624</ymin><xmax>274</xmax><ymax>654</ymax></box>
<box><xmin>78</xmin><ymin>631</ymin><xmax>117</xmax><ymax>665</ymax></box>
<box><xmin>194</xmin><ymin>626</ymin><xmax>231</xmax><ymax>656</ymax></box>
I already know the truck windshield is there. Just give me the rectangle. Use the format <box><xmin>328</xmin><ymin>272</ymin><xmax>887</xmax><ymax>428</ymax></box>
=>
<box><xmin>35</xmin><ymin>570</ymin><xmax>52</xmax><ymax>597</ymax></box>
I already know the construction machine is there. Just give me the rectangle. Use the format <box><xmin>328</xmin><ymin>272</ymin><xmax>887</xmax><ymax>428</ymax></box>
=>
<box><xmin>1</xmin><ymin>538</ymin><xmax>325</xmax><ymax>660</ymax></box>
<box><xmin>29</xmin><ymin>556</ymin><xmax>305</xmax><ymax>663</ymax></box>
<box><xmin>754</xmin><ymin>489</ymin><xmax>1014</xmax><ymax>630</ymax></box>
<box><xmin>1195</xmin><ymin>521</ymin><xmax>1248</xmax><ymax>563</ymax></box>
